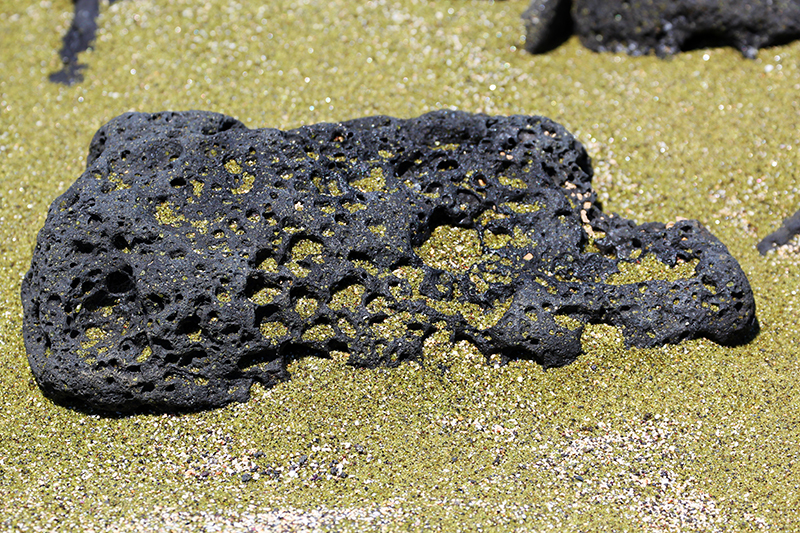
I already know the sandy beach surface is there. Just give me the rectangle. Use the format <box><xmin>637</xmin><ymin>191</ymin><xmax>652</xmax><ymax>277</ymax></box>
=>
<box><xmin>1</xmin><ymin>0</ymin><xmax>799</xmax><ymax>530</ymax></box>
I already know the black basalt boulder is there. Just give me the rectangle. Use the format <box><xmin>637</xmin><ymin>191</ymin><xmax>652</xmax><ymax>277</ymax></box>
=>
<box><xmin>523</xmin><ymin>0</ymin><xmax>800</xmax><ymax>58</ymax></box>
<box><xmin>21</xmin><ymin>110</ymin><xmax>757</xmax><ymax>413</ymax></box>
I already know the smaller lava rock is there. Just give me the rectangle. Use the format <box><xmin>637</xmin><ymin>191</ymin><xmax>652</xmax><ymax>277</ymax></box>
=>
<box><xmin>523</xmin><ymin>0</ymin><xmax>800</xmax><ymax>57</ymax></box>
<box><xmin>757</xmin><ymin>207</ymin><xmax>800</xmax><ymax>255</ymax></box>
<box><xmin>50</xmin><ymin>0</ymin><xmax>125</xmax><ymax>85</ymax></box>
<box><xmin>520</xmin><ymin>0</ymin><xmax>574</xmax><ymax>54</ymax></box>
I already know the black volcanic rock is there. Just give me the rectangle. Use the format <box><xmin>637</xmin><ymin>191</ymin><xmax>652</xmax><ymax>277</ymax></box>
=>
<box><xmin>50</xmin><ymin>0</ymin><xmax>124</xmax><ymax>85</ymax></box>
<box><xmin>758</xmin><ymin>207</ymin><xmax>800</xmax><ymax>254</ymax></box>
<box><xmin>22</xmin><ymin>110</ymin><xmax>756</xmax><ymax>413</ymax></box>
<box><xmin>520</xmin><ymin>0</ymin><xmax>573</xmax><ymax>54</ymax></box>
<box><xmin>523</xmin><ymin>0</ymin><xmax>800</xmax><ymax>57</ymax></box>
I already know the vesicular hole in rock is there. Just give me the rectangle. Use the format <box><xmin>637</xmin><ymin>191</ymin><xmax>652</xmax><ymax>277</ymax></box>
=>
<box><xmin>105</xmin><ymin>268</ymin><xmax>134</xmax><ymax>294</ymax></box>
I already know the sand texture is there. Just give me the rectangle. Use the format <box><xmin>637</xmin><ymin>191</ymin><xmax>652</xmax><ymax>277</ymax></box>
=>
<box><xmin>1</xmin><ymin>0</ymin><xmax>799</xmax><ymax>531</ymax></box>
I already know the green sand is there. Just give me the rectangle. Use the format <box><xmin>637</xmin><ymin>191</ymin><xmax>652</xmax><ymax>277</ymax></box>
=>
<box><xmin>1</xmin><ymin>0</ymin><xmax>799</xmax><ymax>530</ymax></box>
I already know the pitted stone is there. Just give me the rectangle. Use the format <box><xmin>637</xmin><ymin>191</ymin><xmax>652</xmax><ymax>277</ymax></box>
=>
<box><xmin>22</xmin><ymin>110</ymin><xmax>756</xmax><ymax>412</ymax></box>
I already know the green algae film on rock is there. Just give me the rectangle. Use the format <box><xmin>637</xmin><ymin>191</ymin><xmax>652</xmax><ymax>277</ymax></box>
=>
<box><xmin>20</xmin><ymin>110</ymin><xmax>756</xmax><ymax>413</ymax></box>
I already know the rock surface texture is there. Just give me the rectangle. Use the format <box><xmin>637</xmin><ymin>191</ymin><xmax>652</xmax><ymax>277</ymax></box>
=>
<box><xmin>22</xmin><ymin>110</ymin><xmax>757</xmax><ymax>412</ymax></box>
<box><xmin>523</xmin><ymin>0</ymin><xmax>800</xmax><ymax>57</ymax></box>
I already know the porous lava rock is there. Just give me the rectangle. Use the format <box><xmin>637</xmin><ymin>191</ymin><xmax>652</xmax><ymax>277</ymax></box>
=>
<box><xmin>22</xmin><ymin>110</ymin><xmax>756</xmax><ymax>412</ymax></box>
<box><xmin>523</xmin><ymin>0</ymin><xmax>800</xmax><ymax>57</ymax></box>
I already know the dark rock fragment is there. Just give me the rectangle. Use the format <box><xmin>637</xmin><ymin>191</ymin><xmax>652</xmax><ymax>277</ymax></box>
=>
<box><xmin>21</xmin><ymin>110</ymin><xmax>756</xmax><ymax>413</ymax></box>
<box><xmin>757</xmin><ymin>207</ymin><xmax>800</xmax><ymax>255</ymax></box>
<box><xmin>521</xmin><ymin>0</ymin><xmax>573</xmax><ymax>54</ymax></box>
<box><xmin>50</xmin><ymin>0</ymin><xmax>124</xmax><ymax>85</ymax></box>
<box><xmin>523</xmin><ymin>0</ymin><xmax>800</xmax><ymax>58</ymax></box>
